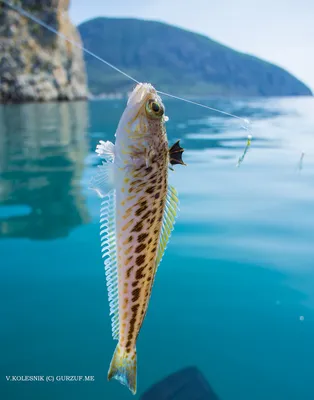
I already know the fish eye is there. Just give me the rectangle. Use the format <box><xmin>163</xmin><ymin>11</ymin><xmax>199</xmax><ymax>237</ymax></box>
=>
<box><xmin>145</xmin><ymin>99</ymin><xmax>164</xmax><ymax>119</ymax></box>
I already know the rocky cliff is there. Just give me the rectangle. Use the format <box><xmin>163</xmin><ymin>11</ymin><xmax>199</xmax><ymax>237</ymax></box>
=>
<box><xmin>0</xmin><ymin>0</ymin><xmax>87</xmax><ymax>103</ymax></box>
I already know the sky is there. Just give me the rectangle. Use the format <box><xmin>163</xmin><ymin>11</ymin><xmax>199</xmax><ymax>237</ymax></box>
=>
<box><xmin>70</xmin><ymin>0</ymin><xmax>314</xmax><ymax>91</ymax></box>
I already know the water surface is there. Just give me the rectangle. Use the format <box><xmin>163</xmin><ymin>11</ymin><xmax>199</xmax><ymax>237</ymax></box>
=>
<box><xmin>1</xmin><ymin>97</ymin><xmax>314</xmax><ymax>400</ymax></box>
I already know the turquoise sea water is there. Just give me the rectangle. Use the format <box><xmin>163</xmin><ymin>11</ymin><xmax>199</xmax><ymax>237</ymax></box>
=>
<box><xmin>1</xmin><ymin>97</ymin><xmax>314</xmax><ymax>400</ymax></box>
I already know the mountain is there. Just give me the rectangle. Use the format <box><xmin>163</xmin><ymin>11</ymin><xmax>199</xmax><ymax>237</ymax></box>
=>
<box><xmin>78</xmin><ymin>17</ymin><xmax>312</xmax><ymax>97</ymax></box>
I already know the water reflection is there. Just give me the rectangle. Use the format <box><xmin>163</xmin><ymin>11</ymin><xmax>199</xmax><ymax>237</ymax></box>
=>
<box><xmin>0</xmin><ymin>101</ymin><xmax>90</xmax><ymax>240</ymax></box>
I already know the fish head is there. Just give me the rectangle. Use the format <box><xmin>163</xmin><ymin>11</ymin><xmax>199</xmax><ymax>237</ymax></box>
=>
<box><xmin>127</xmin><ymin>82</ymin><xmax>166</xmax><ymax>122</ymax></box>
<box><xmin>115</xmin><ymin>83</ymin><xmax>168</xmax><ymax>163</ymax></box>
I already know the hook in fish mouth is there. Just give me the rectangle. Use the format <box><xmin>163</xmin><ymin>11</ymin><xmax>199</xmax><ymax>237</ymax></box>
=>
<box><xmin>169</xmin><ymin>140</ymin><xmax>186</xmax><ymax>167</ymax></box>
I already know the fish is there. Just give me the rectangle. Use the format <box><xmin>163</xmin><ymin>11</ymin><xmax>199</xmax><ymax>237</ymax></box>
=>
<box><xmin>90</xmin><ymin>83</ymin><xmax>185</xmax><ymax>395</ymax></box>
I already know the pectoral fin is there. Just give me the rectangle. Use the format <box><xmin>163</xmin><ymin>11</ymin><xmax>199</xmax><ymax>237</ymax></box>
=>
<box><xmin>89</xmin><ymin>161</ymin><xmax>115</xmax><ymax>198</ymax></box>
<box><xmin>169</xmin><ymin>140</ymin><xmax>186</xmax><ymax>166</ymax></box>
<box><xmin>96</xmin><ymin>140</ymin><xmax>115</xmax><ymax>162</ymax></box>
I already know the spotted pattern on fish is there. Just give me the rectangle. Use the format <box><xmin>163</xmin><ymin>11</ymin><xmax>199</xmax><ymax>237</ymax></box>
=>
<box><xmin>116</xmin><ymin>142</ymin><xmax>169</xmax><ymax>354</ymax></box>
<box><xmin>91</xmin><ymin>83</ymin><xmax>183</xmax><ymax>395</ymax></box>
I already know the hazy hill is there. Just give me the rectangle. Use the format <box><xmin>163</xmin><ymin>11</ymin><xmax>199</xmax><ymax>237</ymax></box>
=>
<box><xmin>78</xmin><ymin>17</ymin><xmax>312</xmax><ymax>97</ymax></box>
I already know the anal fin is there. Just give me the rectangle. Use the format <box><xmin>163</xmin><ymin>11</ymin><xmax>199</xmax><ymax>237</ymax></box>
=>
<box><xmin>156</xmin><ymin>185</ymin><xmax>179</xmax><ymax>269</ymax></box>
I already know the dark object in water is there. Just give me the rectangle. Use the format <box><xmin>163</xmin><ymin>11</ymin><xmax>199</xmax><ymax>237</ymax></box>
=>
<box><xmin>140</xmin><ymin>366</ymin><xmax>220</xmax><ymax>400</ymax></box>
<box><xmin>169</xmin><ymin>140</ymin><xmax>186</xmax><ymax>166</ymax></box>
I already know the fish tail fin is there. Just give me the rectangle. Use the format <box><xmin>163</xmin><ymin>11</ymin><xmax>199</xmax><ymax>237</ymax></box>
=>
<box><xmin>108</xmin><ymin>344</ymin><xmax>137</xmax><ymax>395</ymax></box>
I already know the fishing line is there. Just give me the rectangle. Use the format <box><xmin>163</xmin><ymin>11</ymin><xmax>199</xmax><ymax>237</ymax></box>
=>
<box><xmin>157</xmin><ymin>90</ymin><xmax>251</xmax><ymax>126</ymax></box>
<box><xmin>1</xmin><ymin>0</ymin><xmax>251</xmax><ymax>129</ymax></box>
<box><xmin>1</xmin><ymin>0</ymin><xmax>140</xmax><ymax>85</ymax></box>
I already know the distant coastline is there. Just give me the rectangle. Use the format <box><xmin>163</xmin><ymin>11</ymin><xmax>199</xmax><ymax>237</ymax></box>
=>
<box><xmin>79</xmin><ymin>17</ymin><xmax>312</xmax><ymax>98</ymax></box>
<box><xmin>0</xmin><ymin>3</ymin><xmax>312</xmax><ymax>104</ymax></box>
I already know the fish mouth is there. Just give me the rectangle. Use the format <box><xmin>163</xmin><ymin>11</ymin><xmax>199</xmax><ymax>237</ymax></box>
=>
<box><xmin>127</xmin><ymin>83</ymin><xmax>158</xmax><ymax>107</ymax></box>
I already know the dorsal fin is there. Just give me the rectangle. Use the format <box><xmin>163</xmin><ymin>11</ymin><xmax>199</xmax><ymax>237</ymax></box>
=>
<box><xmin>155</xmin><ymin>185</ymin><xmax>179</xmax><ymax>269</ymax></box>
<box><xmin>100</xmin><ymin>190</ymin><xmax>119</xmax><ymax>340</ymax></box>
